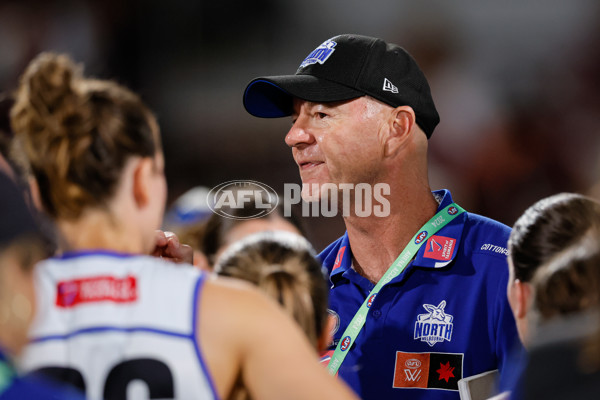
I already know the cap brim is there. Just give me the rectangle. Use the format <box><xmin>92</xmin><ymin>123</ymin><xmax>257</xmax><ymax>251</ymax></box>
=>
<box><xmin>243</xmin><ymin>75</ymin><xmax>364</xmax><ymax>118</ymax></box>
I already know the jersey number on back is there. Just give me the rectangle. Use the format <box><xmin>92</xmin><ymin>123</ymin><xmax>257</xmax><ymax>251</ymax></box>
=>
<box><xmin>34</xmin><ymin>358</ymin><xmax>175</xmax><ymax>399</ymax></box>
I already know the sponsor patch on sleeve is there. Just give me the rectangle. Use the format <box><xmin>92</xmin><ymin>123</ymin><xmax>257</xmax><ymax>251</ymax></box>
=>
<box><xmin>393</xmin><ymin>351</ymin><xmax>463</xmax><ymax>391</ymax></box>
<box><xmin>56</xmin><ymin>276</ymin><xmax>138</xmax><ymax>308</ymax></box>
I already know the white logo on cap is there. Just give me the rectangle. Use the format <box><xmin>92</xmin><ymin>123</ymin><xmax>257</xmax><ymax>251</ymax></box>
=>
<box><xmin>300</xmin><ymin>40</ymin><xmax>337</xmax><ymax>69</ymax></box>
<box><xmin>383</xmin><ymin>78</ymin><xmax>398</xmax><ymax>94</ymax></box>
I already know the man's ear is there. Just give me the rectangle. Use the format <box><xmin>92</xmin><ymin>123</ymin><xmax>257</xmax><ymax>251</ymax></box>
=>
<box><xmin>132</xmin><ymin>158</ymin><xmax>154</xmax><ymax>208</ymax></box>
<box><xmin>384</xmin><ymin>105</ymin><xmax>416</xmax><ymax>157</ymax></box>
<box><xmin>514</xmin><ymin>279</ymin><xmax>533</xmax><ymax>319</ymax></box>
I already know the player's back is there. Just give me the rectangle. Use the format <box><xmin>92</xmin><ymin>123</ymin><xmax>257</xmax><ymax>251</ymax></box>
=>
<box><xmin>20</xmin><ymin>251</ymin><xmax>216</xmax><ymax>400</ymax></box>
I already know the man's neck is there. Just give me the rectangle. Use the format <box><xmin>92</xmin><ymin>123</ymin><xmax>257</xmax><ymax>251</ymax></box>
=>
<box><xmin>344</xmin><ymin>189</ymin><xmax>439</xmax><ymax>283</ymax></box>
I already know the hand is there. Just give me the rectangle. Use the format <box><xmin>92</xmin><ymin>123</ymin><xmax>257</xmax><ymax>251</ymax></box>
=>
<box><xmin>151</xmin><ymin>230</ymin><xmax>194</xmax><ymax>265</ymax></box>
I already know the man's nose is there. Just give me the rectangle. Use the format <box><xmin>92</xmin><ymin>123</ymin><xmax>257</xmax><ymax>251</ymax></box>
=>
<box><xmin>285</xmin><ymin>114</ymin><xmax>315</xmax><ymax>148</ymax></box>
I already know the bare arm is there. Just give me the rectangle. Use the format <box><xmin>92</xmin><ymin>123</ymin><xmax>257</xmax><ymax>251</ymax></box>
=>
<box><xmin>199</xmin><ymin>277</ymin><xmax>358</xmax><ymax>400</ymax></box>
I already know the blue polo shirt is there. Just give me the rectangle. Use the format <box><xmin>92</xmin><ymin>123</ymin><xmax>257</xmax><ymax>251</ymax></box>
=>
<box><xmin>319</xmin><ymin>189</ymin><xmax>523</xmax><ymax>400</ymax></box>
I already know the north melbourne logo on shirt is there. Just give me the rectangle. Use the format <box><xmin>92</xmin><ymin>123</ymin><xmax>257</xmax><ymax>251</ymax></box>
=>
<box><xmin>414</xmin><ymin>301</ymin><xmax>454</xmax><ymax>346</ymax></box>
<box><xmin>393</xmin><ymin>351</ymin><xmax>463</xmax><ymax>391</ymax></box>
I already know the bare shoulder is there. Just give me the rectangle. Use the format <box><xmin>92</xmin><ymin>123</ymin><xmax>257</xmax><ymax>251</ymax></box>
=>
<box><xmin>198</xmin><ymin>274</ymin><xmax>306</xmax><ymax>357</ymax></box>
<box><xmin>197</xmin><ymin>275</ymin><xmax>359</xmax><ymax>400</ymax></box>
<box><xmin>202</xmin><ymin>275</ymin><xmax>276</xmax><ymax>310</ymax></box>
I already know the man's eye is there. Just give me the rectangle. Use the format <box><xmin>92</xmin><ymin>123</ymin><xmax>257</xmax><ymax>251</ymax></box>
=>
<box><xmin>316</xmin><ymin>112</ymin><xmax>328</xmax><ymax>119</ymax></box>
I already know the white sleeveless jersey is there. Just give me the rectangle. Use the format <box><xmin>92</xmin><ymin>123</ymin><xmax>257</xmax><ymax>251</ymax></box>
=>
<box><xmin>19</xmin><ymin>251</ymin><xmax>218</xmax><ymax>400</ymax></box>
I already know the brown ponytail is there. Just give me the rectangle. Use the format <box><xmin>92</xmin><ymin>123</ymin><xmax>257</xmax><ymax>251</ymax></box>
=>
<box><xmin>531</xmin><ymin>228</ymin><xmax>600</xmax><ymax>320</ymax></box>
<box><xmin>529</xmin><ymin>228</ymin><xmax>600</xmax><ymax>371</ymax></box>
<box><xmin>508</xmin><ymin>193</ymin><xmax>600</xmax><ymax>283</ymax></box>
<box><xmin>215</xmin><ymin>231</ymin><xmax>328</xmax><ymax>349</ymax></box>
<box><xmin>258</xmin><ymin>264</ymin><xmax>319</xmax><ymax>345</ymax></box>
<box><xmin>10</xmin><ymin>52</ymin><xmax>160</xmax><ymax>219</ymax></box>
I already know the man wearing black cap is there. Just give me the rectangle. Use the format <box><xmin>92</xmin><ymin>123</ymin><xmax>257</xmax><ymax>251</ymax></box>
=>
<box><xmin>244</xmin><ymin>34</ymin><xmax>522</xmax><ymax>400</ymax></box>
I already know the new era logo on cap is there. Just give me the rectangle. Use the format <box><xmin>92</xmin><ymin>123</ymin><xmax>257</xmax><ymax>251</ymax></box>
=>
<box><xmin>383</xmin><ymin>78</ymin><xmax>398</xmax><ymax>93</ymax></box>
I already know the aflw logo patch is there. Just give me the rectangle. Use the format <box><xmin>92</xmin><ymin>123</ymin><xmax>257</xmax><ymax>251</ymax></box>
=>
<box><xmin>393</xmin><ymin>351</ymin><xmax>463</xmax><ymax>391</ymax></box>
<box><xmin>414</xmin><ymin>301</ymin><xmax>454</xmax><ymax>346</ymax></box>
<box><xmin>56</xmin><ymin>276</ymin><xmax>138</xmax><ymax>308</ymax></box>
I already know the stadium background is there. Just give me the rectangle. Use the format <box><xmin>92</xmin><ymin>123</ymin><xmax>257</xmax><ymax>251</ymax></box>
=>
<box><xmin>1</xmin><ymin>0</ymin><xmax>599</xmax><ymax>250</ymax></box>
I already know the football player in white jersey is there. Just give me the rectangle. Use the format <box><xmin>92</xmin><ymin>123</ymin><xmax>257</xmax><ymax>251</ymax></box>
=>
<box><xmin>10</xmin><ymin>52</ymin><xmax>358</xmax><ymax>400</ymax></box>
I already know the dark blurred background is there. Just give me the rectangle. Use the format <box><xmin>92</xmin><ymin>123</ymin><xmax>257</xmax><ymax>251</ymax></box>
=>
<box><xmin>1</xmin><ymin>0</ymin><xmax>599</xmax><ymax>250</ymax></box>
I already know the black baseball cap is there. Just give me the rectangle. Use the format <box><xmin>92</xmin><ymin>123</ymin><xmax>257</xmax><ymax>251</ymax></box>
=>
<box><xmin>243</xmin><ymin>34</ymin><xmax>440</xmax><ymax>138</ymax></box>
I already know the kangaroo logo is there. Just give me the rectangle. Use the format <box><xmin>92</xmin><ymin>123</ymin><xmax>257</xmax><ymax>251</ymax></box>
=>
<box><xmin>414</xmin><ymin>301</ymin><xmax>454</xmax><ymax>346</ymax></box>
